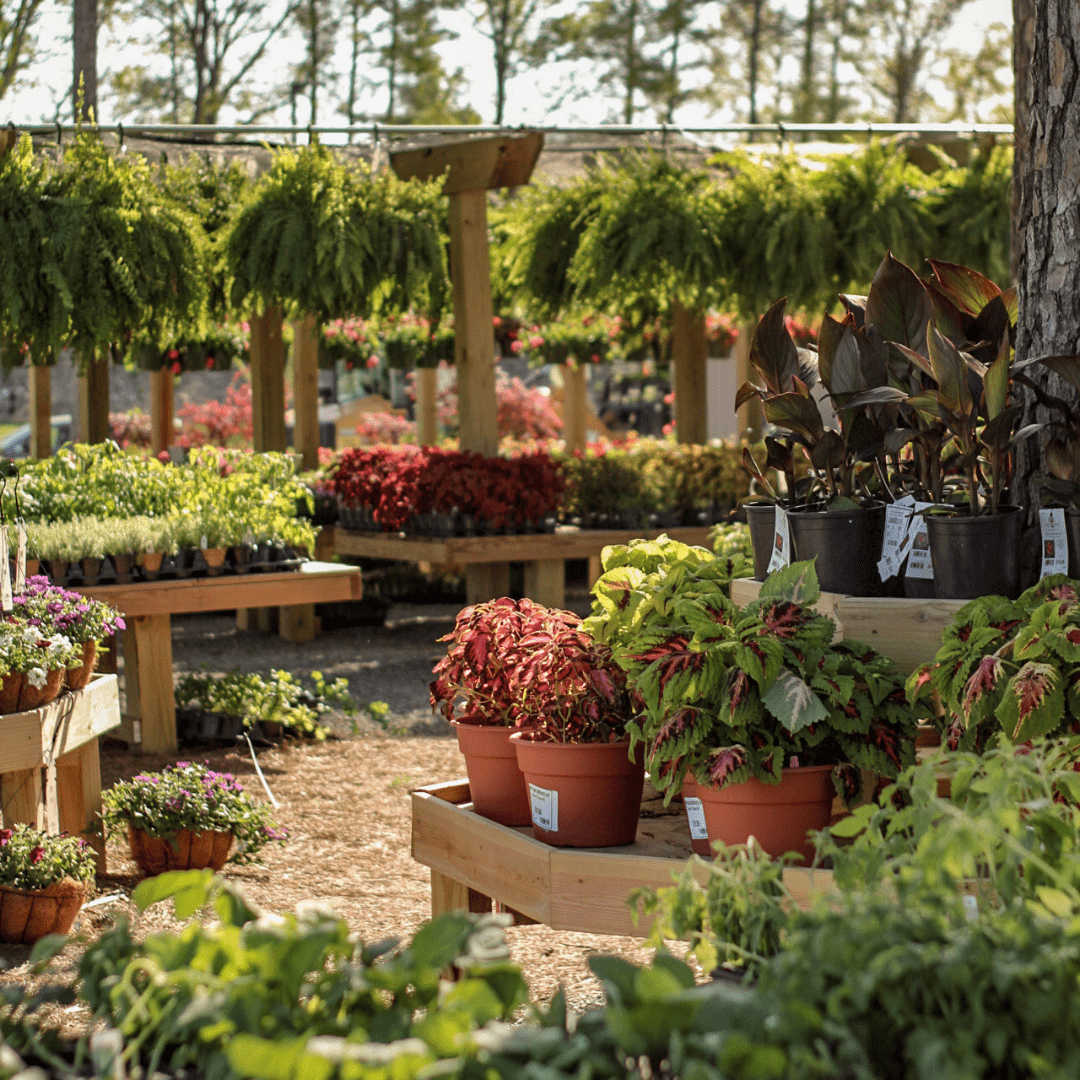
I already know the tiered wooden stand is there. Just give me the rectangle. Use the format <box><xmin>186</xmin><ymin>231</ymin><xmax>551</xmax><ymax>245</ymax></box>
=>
<box><xmin>75</xmin><ymin>562</ymin><xmax>362</xmax><ymax>753</ymax></box>
<box><xmin>332</xmin><ymin>524</ymin><xmax>716</xmax><ymax>607</ymax></box>
<box><xmin>0</xmin><ymin>673</ymin><xmax>120</xmax><ymax>870</ymax></box>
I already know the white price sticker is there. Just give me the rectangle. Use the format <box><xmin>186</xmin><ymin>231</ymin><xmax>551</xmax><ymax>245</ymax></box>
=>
<box><xmin>1040</xmin><ymin>508</ymin><xmax>1069</xmax><ymax>578</ymax></box>
<box><xmin>766</xmin><ymin>505</ymin><xmax>791</xmax><ymax>573</ymax></box>
<box><xmin>684</xmin><ymin>797</ymin><xmax>708</xmax><ymax>841</ymax></box>
<box><xmin>529</xmin><ymin>784</ymin><xmax>558</xmax><ymax>832</ymax></box>
<box><xmin>877</xmin><ymin>496</ymin><xmax>915</xmax><ymax>582</ymax></box>
<box><xmin>904</xmin><ymin>504</ymin><xmax>935</xmax><ymax>580</ymax></box>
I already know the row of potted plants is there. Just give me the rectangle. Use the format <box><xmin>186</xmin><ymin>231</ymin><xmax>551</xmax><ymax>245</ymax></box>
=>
<box><xmin>739</xmin><ymin>251</ymin><xmax>1072</xmax><ymax>600</ymax></box>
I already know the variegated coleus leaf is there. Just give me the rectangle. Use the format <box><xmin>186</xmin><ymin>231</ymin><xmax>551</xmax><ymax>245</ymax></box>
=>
<box><xmin>758</xmin><ymin>558</ymin><xmax>821</xmax><ymax>607</ymax></box>
<box><xmin>960</xmin><ymin>654</ymin><xmax>1008</xmax><ymax>729</ymax></box>
<box><xmin>997</xmin><ymin>661</ymin><xmax>1066</xmax><ymax>743</ymax></box>
<box><xmin>761</xmin><ymin>669</ymin><xmax>829</xmax><ymax>735</ymax></box>
<box><xmin>734</xmin><ymin>637</ymin><xmax>784</xmax><ymax>693</ymax></box>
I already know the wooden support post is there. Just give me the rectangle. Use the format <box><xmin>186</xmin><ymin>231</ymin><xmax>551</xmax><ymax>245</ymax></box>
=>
<box><xmin>293</xmin><ymin>314</ymin><xmax>320</xmax><ymax>470</ymax></box>
<box><xmin>57</xmin><ymin>742</ymin><xmax>105</xmax><ymax>870</ymax></box>
<box><xmin>150</xmin><ymin>367</ymin><xmax>175</xmax><ymax>456</ymax></box>
<box><xmin>119</xmin><ymin>625</ymin><xmax>142</xmax><ymax>744</ymax></box>
<box><xmin>415</xmin><ymin>366</ymin><xmax>438</xmax><ymax>446</ymax></box>
<box><xmin>1</xmin><ymin>769</ymin><xmax>44</xmax><ymax>829</ymax></box>
<box><xmin>78</xmin><ymin>348</ymin><xmax>110</xmax><ymax>444</ymax></box>
<box><xmin>28</xmin><ymin>365</ymin><xmax>51</xmax><ymax>459</ymax></box>
<box><xmin>588</xmin><ymin>555</ymin><xmax>603</xmax><ymax>588</ymax></box>
<box><xmin>465</xmin><ymin>563</ymin><xmax>511</xmax><ymax>604</ymax></box>
<box><xmin>250</xmin><ymin>307</ymin><xmax>287</xmax><ymax>453</ymax></box>
<box><xmin>671</xmin><ymin>302</ymin><xmax>709</xmax><ymax>445</ymax></box>
<box><xmin>279</xmin><ymin>605</ymin><xmax>317</xmax><ymax>643</ymax></box>
<box><xmin>562</xmin><ymin>363</ymin><xmax>588</xmax><ymax>453</ymax></box>
<box><xmin>734</xmin><ymin>318</ymin><xmax>760</xmax><ymax>441</ymax></box>
<box><xmin>523</xmin><ymin>558</ymin><xmax>566</xmax><ymax>608</ymax></box>
<box><xmin>430</xmin><ymin>869</ymin><xmax>491</xmax><ymax>916</ymax></box>
<box><xmin>129</xmin><ymin>613</ymin><xmax>177</xmax><ymax>753</ymax></box>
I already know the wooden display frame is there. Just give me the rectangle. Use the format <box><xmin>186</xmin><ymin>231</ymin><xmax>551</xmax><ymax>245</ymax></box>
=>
<box><xmin>412</xmin><ymin>778</ymin><xmax>834</xmax><ymax>937</ymax></box>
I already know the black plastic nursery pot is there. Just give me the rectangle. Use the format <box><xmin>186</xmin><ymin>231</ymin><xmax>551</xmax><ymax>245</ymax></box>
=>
<box><xmin>743</xmin><ymin>502</ymin><xmax>781</xmax><ymax>581</ymax></box>
<box><xmin>788</xmin><ymin>501</ymin><xmax>886</xmax><ymax>596</ymax></box>
<box><xmin>925</xmin><ymin>506</ymin><xmax>1022</xmax><ymax>600</ymax></box>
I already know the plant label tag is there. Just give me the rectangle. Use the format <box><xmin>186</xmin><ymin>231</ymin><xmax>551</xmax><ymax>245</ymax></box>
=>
<box><xmin>904</xmin><ymin>504</ymin><xmax>935</xmax><ymax>580</ymax></box>
<box><xmin>200</xmin><ymin>535</ymin><xmax>208</xmax><ymax>550</ymax></box>
<box><xmin>962</xmin><ymin>894</ymin><xmax>979</xmax><ymax>922</ymax></box>
<box><xmin>877</xmin><ymin>497</ymin><xmax>915</xmax><ymax>581</ymax></box>
<box><xmin>0</xmin><ymin>531</ymin><xmax>11</xmax><ymax>613</ymax></box>
<box><xmin>766</xmin><ymin>506</ymin><xmax>790</xmax><ymax>573</ymax></box>
<box><xmin>14</xmin><ymin>521</ymin><xmax>26</xmax><ymax>594</ymax></box>
<box><xmin>1039</xmin><ymin>508</ymin><xmax>1069</xmax><ymax>579</ymax></box>
<box><xmin>529</xmin><ymin>784</ymin><xmax>558</xmax><ymax>832</ymax></box>
<box><xmin>684</xmin><ymin>796</ymin><xmax>708</xmax><ymax>841</ymax></box>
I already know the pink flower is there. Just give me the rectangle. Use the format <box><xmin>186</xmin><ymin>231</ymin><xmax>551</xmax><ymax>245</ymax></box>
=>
<box><xmin>167</xmin><ymin>348</ymin><xmax>180</xmax><ymax>361</ymax></box>
<box><xmin>171</xmin><ymin>361</ymin><xmax>182</xmax><ymax>376</ymax></box>
<box><xmin>366</xmin><ymin>356</ymin><xmax>379</xmax><ymax>369</ymax></box>
<box><xmin>29</xmin><ymin>846</ymin><xmax>44</xmax><ymax>864</ymax></box>
<box><xmin>0</xmin><ymin>830</ymin><xmax>11</xmax><ymax>846</ymax></box>
<box><xmin>511</xmin><ymin>340</ymin><xmax>524</xmax><ymax>354</ymax></box>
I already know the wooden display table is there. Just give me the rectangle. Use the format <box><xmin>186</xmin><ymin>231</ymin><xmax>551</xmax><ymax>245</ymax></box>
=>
<box><xmin>729</xmin><ymin>578</ymin><xmax>964</xmax><ymax>676</ymax></box>
<box><xmin>412</xmin><ymin>778</ymin><xmax>832</xmax><ymax>937</ymax></box>
<box><xmin>333</xmin><ymin>524</ymin><xmax>716</xmax><ymax>607</ymax></box>
<box><xmin>75</xmin><ymin>562</ymin><xmax>362</xmax><ymax>754</ymax></box>
<box><xmin>0</xmin><ymin>674</ymin><xmax>120</xmax><ymax>870</ymax></box>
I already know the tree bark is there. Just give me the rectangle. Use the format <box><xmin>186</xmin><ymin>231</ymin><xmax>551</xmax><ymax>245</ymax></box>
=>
<box><xmin>1013</xmin><ymin>0</ymin><xmax>1080</xmax><ymax>574</ymax></box>
<box><xmin>72</xmin><ymin>0</ymin><xmax>97</xmax><ymax>119</ymax></box>
<box><xmin>1011</xmin><ymin>0</ymin><xmax>1035</xmax><ymax>282</ymax></box>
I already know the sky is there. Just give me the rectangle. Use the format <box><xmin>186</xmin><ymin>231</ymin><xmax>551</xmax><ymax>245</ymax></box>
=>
<box><xmin>9</xmin><ymin>0</ymin><xmax>1015</xmax><ymax>130</ymax></box>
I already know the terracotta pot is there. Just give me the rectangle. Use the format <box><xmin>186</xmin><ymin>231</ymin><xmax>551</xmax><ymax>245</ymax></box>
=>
<box><xmin>0</xmin><ymin>878</ymin><xmax>88</xmax><ymax>945</ymax></box>
<box><xmin>138</xmin><ymin>551</ymin><xmax>165</xmax><ymax>580</ymax></box>
<box><xmin>80</xmin><ymin>557</ymin><xmax>103</xmax><ymax>584</ymax></box>
<box><xmin>111</xmin><ymin>552</ymin><xmax>136</xmax><ymax>582</ymax></box>
<box><xmin>453</xmin><ymin>722</ymin><xmax>531</xmax><ymax>826</ymax></box>
<box><xmin>511</xmin><ymin>735</ymin><xmax>645</xmax><ymax>847</ymax></box>
<box><xmin>46</xmin><ymin>560</ymin><xmax>69</xmax><ymax>584</ymax></box>
<box><xmin>230</xmin><ymin>544</ymin><xmax>254</xmax><ymax>573</ymax></box>
<box><xmin>17</xmin><ymin>669</ymin><xmax>63</xmax><ymax>711</ymax></box>
<box><xmin>0</xmin><ymin>673</ymin><xmax>22</xmax><ymax>714</ymax></box>
<box><xmin>24</xmin><ymin>559</ymin><xmax>39</xmax><ymax>580</ymax></box>
<box><xmin>681</xmin><ymin>775</ymin><xmax>712</xmax><ymax>857</ymax></box>
<box><xmin>695</xmin><ymin>764</ymin><xmax>836</xmax><ymax>864</ymax></box>
<box><xmin>127</xmin><ymin>826</ymin><xmax>234</xmax><ymax>876</ymax></box>
<box><xmin>65</xmin><ymin>640</ymin><xmax>99</xmax><ymax>691</ymax></box>
<box><xmin>203</xmin><ymin>547</ymin><xmax>227</xmax><ymax>575</ymax></box>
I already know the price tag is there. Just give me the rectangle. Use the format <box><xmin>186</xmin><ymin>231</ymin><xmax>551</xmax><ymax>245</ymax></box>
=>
<box><xmin>200</xmin><ymin>534</ymin><xmax>208</xmax><ymax>550</ymax></box>
<box><xmin>766</xmin><ymin>505</ymin><xmax>791</xmax><ymax>573</ymax></box>
<box><xmin>684</xmin><ymin>796</ymin><xmax>708</xmax><ymax>841</ymax></box>
<box><xmin>877</xmin><ymin>496</ymin><xmax>915</xmax><ymax>581</ymax></box>
<box><xmin>1039</xmin><ymin>508</ymin><xmax>1069</xmax><ymax>578</ymax></box>
<box><xmin>0</xmin><ymin>530</ymin><xmax>12</xmax><ymax>613</ymax></box>
<box><xmin>904</xmin><ymin>503</ymin><xmax>935</xmax><ymax>580</ymax></box>
<box><xmin>529</xmin><ymin>784</ymin><xmax>558</xmax><ymax>832</ymax></box>
<box><xmin>14</xmin><ymin>521</ymin><xmax>26</xmax><ymax>594</ymax></box>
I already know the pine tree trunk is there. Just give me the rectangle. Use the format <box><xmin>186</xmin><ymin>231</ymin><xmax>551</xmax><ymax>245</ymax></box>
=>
<box><xmin>72</xmin><ymin>0</ymin><xmax>97</xmax><ymax>119</ymax></box>
<box><xmin>1013</xmin><ymin>0</ymin><xmax>1080</xmax><ymax>573</ymax></box>
<box><xmin>747</xmin><ymin>0</ymin><xmax>762</xmax><ymax>126</ymax></box>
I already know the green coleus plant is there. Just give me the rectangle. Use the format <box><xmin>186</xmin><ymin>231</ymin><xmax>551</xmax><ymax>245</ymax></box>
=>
<box><xmin>585</xmin><ymin>545</ymin><xmax>918</xmax><ymax>802</ymax></box>
<box><xmin>908</xmin><ymin>575</ymin><xmax>1080</xmax><ymax>751</ymax></box>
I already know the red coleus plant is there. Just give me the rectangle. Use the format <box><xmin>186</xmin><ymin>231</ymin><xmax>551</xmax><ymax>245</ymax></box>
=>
<box><xmin>430</xmin><ymin>597</ymin><xmax>632</xmax><ymax>744</ymax></box>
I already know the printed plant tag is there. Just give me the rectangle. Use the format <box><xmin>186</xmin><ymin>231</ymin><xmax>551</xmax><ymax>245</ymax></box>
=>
<box><xmin>14</xmin><ymin>521</ymin><xmax>26</xmax><ymax>594</ymax></box>
<box><xmin>0</xmin><ymin>531</ymin><xmax>12</xmax><ymax>613</ymax></box>
<box><xmin>877</xmin><ymin>497</ymin><xmax>915</xmax><ymax>581</ymax></box>
<box><xmin>766</xmin><ymin>505</ymin><xmax>791</xmax><ymax>573</ymax></box>
<box><xmin>200</xmin><ymin>534</ymin><xmax>209</xmax><ymax>550</ymax></box>
<box><xmin>529</xmin><ymin>783</ymin><xmax>558</xmax><ymax>832</ymax></box>
<box><xmin>1039</xmin><ymin>508</ymin><xmax>1069</xmax><ymax>579</ymax></box>
<box><xmin>904</xmin><ymin>504</ymin><xmax>935</xmax><ymax>580</ymax></box>
<box><xmin>684</xmin><ymin>797</ymin><xmax>708</xmax><ymax>841</ymax></box>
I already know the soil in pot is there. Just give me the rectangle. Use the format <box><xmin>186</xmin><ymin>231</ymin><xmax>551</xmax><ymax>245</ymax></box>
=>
<box><xmin>138</xmin><ymin>552</ymin><xmax>164</xmax><ymax>580</ymax></box>
<box><xmin>695</xmin><ymin>764</ymin><xmax>835</xmax><ymax>864</ymax></box>
<box><xmin>453</xmin><ymin>722</ymin><xmax>531</xmax><ymax>827</ymax></box>
<box><xmin>788</xmin><ymin>502</ymin><xmax>886</xmax><ymax>596</ymax></box>
<box><xmin>743</xmin><ymin>502</ymin><xmax>781</xmax><ymax>581</ymax></box>
<box><xmin>925</xmin><ymin>506</ymin><xmax>1022</xmax><ymax>600</ymax></box>
<box><xmin>65</xmin><ymin>640</ymin><xmax>99</xmax><ymax>691</ymax></box>
<box><xmin>127</xmin><ymin>826</ymin><xmax>234</xmax><ymax>876</ymax></box>
<box><xmin>682</xmin><ymin>775</ymin><xmax>712</xmax><ymax>857</ymax></box>
<box><xmin>203</xmin><ymin>547</ymin><xmax>228</xmax><ymax>575</ymax></box>
<box><xmin>0</xmin><ymin>878</ymin><xmax>87</xmax><ymax>944</ymax></box>
<box><xmin>0</xmin><ymin>673</ymin><xmax>22</xmax><ymax>714</ymax></box>
<box><xmin>511</xmin><ymin>735</ymin><xmax>645</xmax><ymax>847</ymax></box>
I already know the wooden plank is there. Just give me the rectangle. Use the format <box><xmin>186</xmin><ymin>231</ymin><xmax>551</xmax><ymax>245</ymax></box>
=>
<box><xmin>120</xmin><ymin>628</ymin><xmax>142</xmax><ymax>744</ymax></box>
<box><xmin>75</xmin><ymin>562</ymin><xmax>361</xmax><ymax>617</ymax></box>
<box><xmin>390</xmin><ymin>132</ymin><xmax>543</xmax><ymax>194</ymax></box>
<box><xmin>411</xmin><ymin>791</ymin><xmax>552</xmax><ymax>923</ymax></box>
<box><xmin>523</xmin><ymin>558</ymin><xmax>565</xmax><ymax>608</ymax></box>
<box><xmin>588</xmin><ymin>555</ymin><xmax>603</xmax><ymax>586</ymax></box>
<box><xmin>279</xmin><ymin>604</ymin><xmax>317</xmax><ymax>643</ymax></box>
<box><xmin>1</xmin><ymin>768</ymin><xmax>43</xmax><ymax>829</ymax></box>
<box><xmin>293</xmin><ymin>315</ymin><xmax>320</xmax><ymax>471</ymax></box>
<box><xmin>562</xmin><ymin>363</ymin><xmax>588</xmax><ymax>453</ymax></box>
<box><xmin>836</xmin><ymin>596</ymin><xmax>963</xmax><ymax>675</ymax></box>
<box><xmin>671</xmin><ymin>303</ymin><xmax>709</xmax><ymax>445</ymax></box>
<box><xmin>251</xmin><ymin>306</ymin><xmax>287</xmax><ymax>453</ymax></box>
<box><xmin>150</xmin><ymin>367</ymin><xmax>175</xmax><ymax>457</ymax></box>
<box><xmin>466</xmin><ymin>563</ymin><xmax>511</xmax><ymax>605</ymax></box>
<box><xmin>28</xmin><ymin>365</ymin><xmax>51</xmax><ymax>460</ymax></box>
<box><xmin>421</xmin><ymin>778</ymin><xmax>472</xmax><ymax>803</ymax></box>
<box><xmin>431</xmin><ymin>869</ymin><xmax>470</xmax><ymax>916</ymax></box>
<box><xmin>78</xmin><ymin>348</ymin><xmax>110</xmax><ymax>444</ymax></box>
<box><xmin>334</xmin><ymin>527</ymin><xmax>715</xmax><ymax>564</ymax></box>
<box><xmin>56</xmin><ymin>740</ymin><xmax>105</xmax><ymax>869</ymax></box>
<box><xmin>415</xmin><ymin>366</ymin><xmax>438</xmax><ymax>446</ymax></box>
<box><xmin>132</xmin><ymin>613</ymin><xmax>177</xmax><ymax>754</ymax></box>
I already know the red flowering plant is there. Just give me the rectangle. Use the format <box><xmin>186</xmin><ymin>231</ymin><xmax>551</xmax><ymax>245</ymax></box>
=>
<box><xmin>907</xmin><ymin>576</ymin><xmax>1080</xmax><ymax>753</ymax></box>
<box><xmin>0</xmin><ymin>824</ymin><xmax>96</xmax><ymax>891</ymax></box>
<box><xmin>586</xmin><ymin>546</ymin><xmax>917</xmax><ymax>803</ymax></box>
<box><xmin>430</xmin><ymin>597</ymin><xmax>632</xmax><ymax>743</ymax></box>
<box><xmin>177</xmin><ymin>371</ymin><xmax>254</xmax><ymax>448</ymax></box>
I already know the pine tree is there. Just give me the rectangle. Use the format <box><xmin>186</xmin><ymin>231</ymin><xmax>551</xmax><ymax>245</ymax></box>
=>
<box><xmin>472</xmin><ymin>0</ymin><xmax>548</xmax><ymax>124</ymax></box>
<box><xmin>291</xmin><ymin>0</ymin><xmax>340</xmax><ymax>123</ymax></box>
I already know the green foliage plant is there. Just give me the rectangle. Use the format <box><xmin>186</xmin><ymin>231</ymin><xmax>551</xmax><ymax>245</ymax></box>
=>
<box><xmin>0</xmin><ymin>824</ymin><xmax>96</xmax><ymax>891</ymax></box>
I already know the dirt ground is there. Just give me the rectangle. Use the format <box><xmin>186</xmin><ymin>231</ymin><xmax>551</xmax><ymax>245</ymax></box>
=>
<box><xmin>0</xmin><ymin>603</ymin><xmax>673</xmax><ymax>1027</ymax></box>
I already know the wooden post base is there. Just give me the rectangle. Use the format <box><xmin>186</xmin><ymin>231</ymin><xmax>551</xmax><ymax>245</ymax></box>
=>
<box><xmin>465</xmin><ymin>563</ymin><xmax>511</xmax><ymax>604</ymax></box>
<box><xmin>430</xmin><ymin>869</ymin><xmax>492</xmax><ymax>916</ymax></box>
<box><xmin>57</xmin><ymin>742</ymin><xmax>105</xmax><ymax>871</ymax></box>
<box><xmin>523</xmin><ymin>559</ymin><xmax>566</xmax><ymax>608</ymax></box>
<box><xmin>123</xmin><ymin>614</ymin><xmax>177</xmax><ymax>753</ymax></box>
<box><xmin>279</xmin><ymin>604</ymin><xmax>317</xmax><ymax>643</ymax></box>
<box><xmin>1</xmin><ymin>769</ymin><xmax>44</xmax><ymax>830</ymax></box>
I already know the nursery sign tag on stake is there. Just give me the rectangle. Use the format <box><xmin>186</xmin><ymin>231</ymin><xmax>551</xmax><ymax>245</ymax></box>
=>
<box><xmin>14</xmin><ymin>521</ymin><xmax>26</xmax><ymax>594</ymax></box>
<box><xmin>0</xmin><ymin>530</ymin><xmax>11</xmax><ymax>612</ymax></box>
<box><xmin>904</xmin><ymin>503</ymin><xmax>935</xmax><ymax>581</ymax></box>
<box><xmin>767</xmin><ymin>506</ymin><xmax>791</xmax><ymax>574</ymax></box>
<box><xmin>684</xmin><ymin>796</ymin><xmax>708</xmax><ymax>841</ymax></box>
<box><xmin>529</xmin><ymin>783</ymin><xmax>558</xmax><ymax>832</ymax></box>
<box><xmin>1039</xmin><ymin>509</ymin><xmax>1069</xmax><ymax>578</ymax></box>
<box><xmin>878</xmin><ymin>496</ymin><xmax>915</xmax><ymax>581</ymax></box>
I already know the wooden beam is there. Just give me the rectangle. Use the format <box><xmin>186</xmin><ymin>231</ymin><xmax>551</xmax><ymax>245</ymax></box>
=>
<box><xmin>250</xmin><ymin>307</ymin><xmax>287</xmax><ymax>453</ymax></box>
<box><xmin>671</xmin><ymin>302</ymin><xmax>708</xmax><ymax>445</ymax></box>
<box><xmin>78</xmin><ymin>348</ymin><xmax>110</xmax><ymax>444</ymax></box>
<box><xmin>390</xmin><ymin>132</ymin><xmax>544</xmax><ymax>194</ymax></box>
<box><xmin>562</xmin><ymin>363</ymin><xmax>588</xmax><ymax>453</ymax></box>
<box><xmin>28</xmin><ymin>365</ymin><xmax>51</xmax><ymax>459</ymax></box>
<box><xmin>415</xmin><ymin>366</ymin><xmax>438</xmax><ymax>446</ymax></box>
<box><xmin>734</xmin><ymin>318</ymin><xmax>760</xmax><ymax>441</ymax></box>
<box><xmin>292</xmin><ymin>314</ymin><xmax>320</xmax><ymax>470</ymax></box>
<box><xmin>150</xmin><ymin>367</ymin><xmax>174</xmax><ymax>457</ymax></box>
